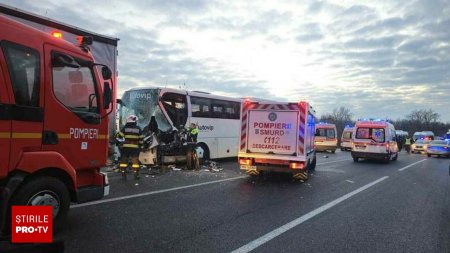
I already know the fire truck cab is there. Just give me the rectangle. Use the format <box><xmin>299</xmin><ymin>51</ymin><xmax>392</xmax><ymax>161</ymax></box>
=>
<box><xmin>0</xmin><ymin>13</ymin><xmax>114</xmax><ymax>233</ymax></box>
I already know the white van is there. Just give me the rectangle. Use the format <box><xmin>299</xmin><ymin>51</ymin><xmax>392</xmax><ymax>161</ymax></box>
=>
<box><xmin>315</xmin><ymin>123</ymin><xmax>338</xmax><ymax>153</ymax></box>
<box><xmin>351</xmin><ymin>120</ymin><xmax>399</xmax><ymax>162</ymax></box>
<box><xmin>340</xmin><ymin>126</ymin><xmax>354</xmax><ymax>151</ymax></box>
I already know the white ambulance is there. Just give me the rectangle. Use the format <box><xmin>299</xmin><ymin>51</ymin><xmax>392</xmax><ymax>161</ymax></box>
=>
<box><xmin>340</xmin><ymin>126</ymin><xmax>354</xmax><ymax>151</ymax></box>
<box><xmin>351</xmin><ymin>119</ymin><xmax>399</xmax><ymax>162</ymax></box>
<box><xmin>238</xmin><ymin>100</ymin><xmax>317</xmax><ymax>181</ymax></box>
<box><xmin>314</xmin><ymin>123</ymin><xmax>338</xmax><ymax>153</ymax></box>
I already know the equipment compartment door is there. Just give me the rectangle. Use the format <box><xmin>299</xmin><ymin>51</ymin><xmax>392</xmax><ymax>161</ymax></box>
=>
<box><xmin>247</xmin><ymin>110</ymin><xmax>298</xmax><ymax>155</ymax></box>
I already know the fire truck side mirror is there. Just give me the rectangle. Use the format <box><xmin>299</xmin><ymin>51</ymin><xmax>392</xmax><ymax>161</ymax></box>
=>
<box><xmin>103</xmin><ymin>82</ymin><xmax>112</xmax><ymax>109</ymax></box>
<box><xmin>101</xmin><ymin>66</ymin><xmax>112</xmax><ymax>80</ymax></box>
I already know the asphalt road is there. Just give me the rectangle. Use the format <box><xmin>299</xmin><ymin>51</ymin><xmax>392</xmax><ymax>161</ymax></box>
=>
<box><xmin>56</xmin><ymin>151</ymin><xmax>450</xmax><ymax>253</ymax></box>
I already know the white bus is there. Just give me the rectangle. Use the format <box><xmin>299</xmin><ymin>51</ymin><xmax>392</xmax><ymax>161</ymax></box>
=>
<box><xmin>118</xmin><ymin>87</ymin><xmax>242</xmax><ymax>159</ymax></box>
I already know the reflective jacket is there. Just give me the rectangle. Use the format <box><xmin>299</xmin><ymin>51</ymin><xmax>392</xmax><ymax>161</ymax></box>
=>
<box><xmin>405</xmin><ymin>138</ymin><xmax>411</xmax><ymax>145</ymax></box>
<box><xmin>117</xmin><ymin>122</ymin><xmax>143</xmax><ymax>149</ymax></box>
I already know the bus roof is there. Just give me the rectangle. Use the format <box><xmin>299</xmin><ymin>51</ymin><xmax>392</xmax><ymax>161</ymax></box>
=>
<box><xmin>124</xmin><ymin>86</ymin><xmax>242</xmax><ymax>102</ymax></box>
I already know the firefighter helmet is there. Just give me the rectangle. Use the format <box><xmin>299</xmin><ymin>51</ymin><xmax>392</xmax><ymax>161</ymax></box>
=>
<box><xmin>126</xmin><ymin>115</ymin><xmax>138</xmax><ymax>123</ymax></box>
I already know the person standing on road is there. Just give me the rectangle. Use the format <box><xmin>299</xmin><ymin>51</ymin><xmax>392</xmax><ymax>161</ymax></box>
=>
<box><xmin>117</xmin><ymin>115</ymin><xmax>144</xmax><ymax>179</ymax></box>
<box><xmin>404</xmin><ymin>136</ymin><xmax>412</xmax><ymax>153</ymax></box>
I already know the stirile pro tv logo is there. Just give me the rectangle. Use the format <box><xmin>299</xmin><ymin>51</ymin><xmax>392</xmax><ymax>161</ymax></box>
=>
<box><xmin>12</xmin><ymin>206</ymin><xmax>53</xmax><ymax>243</ymax></box>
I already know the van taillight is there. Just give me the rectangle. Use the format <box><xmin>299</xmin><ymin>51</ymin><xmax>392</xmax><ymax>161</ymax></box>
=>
<box><xmin>289</xmin><ymin>162</ymin><xmax>304</xmax><ymax>169</ymax></box>
<box><xmin>239</xmin><ymin>158</ymin><xmax>252</xmax><ymax>166</ymax></box>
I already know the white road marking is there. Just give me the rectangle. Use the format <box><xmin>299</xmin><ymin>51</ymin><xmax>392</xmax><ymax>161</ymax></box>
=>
<box><xmin>316</xmin><ymin>158</ymin><xmax>352</xmax><ymax>165</ymax></box>
<box><xmin>398</xmin><ymin>159</ymin><xmax>427</xmax><ymax>171</ymax></box>
<box><xmin>316</xmin><ymin>168</ymin><xmax>346</xmax><ymax>173</ymax></box>
<box><xmin>346</xmin><ymin>180</ymin><xmax>355</xmax><ymax>183</ymax></box>
<box><xmin>71</xmin><ymin>176</ymin><xmax>246</xmax><ymax>208</ymax></box>
<box><xmin>231</xmin><ymin>176</ymin><xmax>389</xmax><ymax>253</ymax></box>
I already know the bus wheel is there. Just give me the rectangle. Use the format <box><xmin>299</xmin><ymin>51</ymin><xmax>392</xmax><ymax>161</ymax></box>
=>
<box><xmin>293</xmin><ymin>170</ymin><xmax>309</xmax><ymax>182</ymax></box>
<box><xmin>10</xmin><ymin>176</ymin><xmax>70</xmax><ymax>233</ymax></box>
<box><xmin>353</xmin><ymin>157</ymin><xmax>359</xmax><ymax>162</ymax></box>
<box><xmin>198</xmin><ymin>143</ymin><xmax>210</xmax><ymax>162</ymax></box>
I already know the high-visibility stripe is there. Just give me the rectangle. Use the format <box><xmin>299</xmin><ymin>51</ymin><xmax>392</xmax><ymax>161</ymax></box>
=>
<box><xmin>119</xmin><ymin>163</ymin><xmax>127</xmax><ymax>168</ymax></box>
<box><xmin>124</xmin><ymin>135</ymin><xmax>141</xmax><ymax>139</ymax></box>
<box><xmin>131</xmin><ymin>164</ymin><xmax>140</xmax><ymax>168</ymax></box>
<box><xmin>0</xmin><ymin>132</ymin><xmax>11</xmax><ymax>138</ymax></box>
<box><xmin>123</xmin><ymin>144</ymin><xmax>139</xmax><ymax>148</ymax></box>
<box><xmin>12</xmin><ymin>133</ymin><xmax>42</xmax><ymax>139</ymax></box>
<box><xmin>58</xmin><ymin>134</ymin><xmax>71</xmax><ymax>139</ymax></box>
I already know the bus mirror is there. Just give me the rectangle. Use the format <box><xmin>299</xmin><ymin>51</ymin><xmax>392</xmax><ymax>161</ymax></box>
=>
<box><xmin>103</xmin><ymin>82</ymin><xmax>112</xmax><ymax>109</ymax></box>
<box><xmin>102</xmin><ymin>66</ymin><xmax>112</xmax><ymax>80</ymax></box>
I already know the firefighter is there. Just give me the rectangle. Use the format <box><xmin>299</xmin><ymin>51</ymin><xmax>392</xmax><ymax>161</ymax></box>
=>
<box><xmin>188</xmin><ymin>123</ymin><xmax>198</xmax><ymax>143</ymax></box>
<box><xmin>117</xmin><ymin>115</ymin><xmax>144</xmax><ymax>179</ymax></box>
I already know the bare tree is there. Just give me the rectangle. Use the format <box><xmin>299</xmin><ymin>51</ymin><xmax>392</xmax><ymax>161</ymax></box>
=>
<box><xmin>319</xmin><ymin>106</ymin><xmax>354</xmax><ymax>143</ymax></box>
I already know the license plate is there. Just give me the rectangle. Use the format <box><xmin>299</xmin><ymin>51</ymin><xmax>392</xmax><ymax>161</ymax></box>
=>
<box><xmin>355</xmin><ymin>145</ymin><xmax>365</xmax><ymax>149</ymax></box>
<box><xmin>241</xmin><ymin>165</ymin><xmax>256</xmax><ymax>170</ymax></box>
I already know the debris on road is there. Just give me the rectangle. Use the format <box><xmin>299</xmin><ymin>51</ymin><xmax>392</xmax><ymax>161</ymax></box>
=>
<box><xmin>168</xmin><ymin>165</ymin><xmax>182</xmax><ymax>171</ymax></box>
<box><xmin>201</xmin><ymin>160</ymin><xmax>223</xmax><ymax>172</ymax></box>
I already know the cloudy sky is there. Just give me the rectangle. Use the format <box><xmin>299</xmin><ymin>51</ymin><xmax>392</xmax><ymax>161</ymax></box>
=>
<box><xmin>3</xmin><ymin>0</ymin><xmax>450</xmax><ymax>121</ymax></box>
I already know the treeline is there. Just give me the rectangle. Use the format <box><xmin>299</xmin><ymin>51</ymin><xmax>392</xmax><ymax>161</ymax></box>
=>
<box><xmin>319</xmin><ymin>107</ymin><xmax>450</xmax><ymax>141</ymax></box>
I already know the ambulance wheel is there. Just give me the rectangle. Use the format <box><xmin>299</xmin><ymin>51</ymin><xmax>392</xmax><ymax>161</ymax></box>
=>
<box><xmin>10</xmin><ymin>176</ymin><xmax>70</xmax><ymax>233</ymax></box>
<box><xmin>309</xmin><ymin>156</ymin><xmax>316</xmax><ymax>171</ymax></box>
<box><xmin>353</xmin><ymin>157</ymin><xmax>359</xmax><ymax>162</ymax></box>
<box><xmin>293</xmin><ymin>170</ymin><xmax>309</xmax><ymax>182</ymax></box>
<box><xmin>392</xmin><ymin>153</ymin><xmax>398</xmax><ymax>161</ymax></box>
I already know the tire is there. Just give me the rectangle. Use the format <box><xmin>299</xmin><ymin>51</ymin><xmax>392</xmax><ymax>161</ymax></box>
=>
<box><xmin>427</xmin><ymin>154</ymin><xmax>431</xmax><ymax>157</ymax></box>
<box><xmin>198</xmin><ymin>143</ymin><xmax>210</xmax><ymax>161</ymax></box>
<box><xmin>309</xmin><ymin>155</ymin><xmax>317</xmax><ymax>171</ymax></box>
<box><xmin>392</xmin><ymin>152</ymin><xmax>398</xmax><ymax>161</ymax></box>
<box><xmin>10</xmin><ymin>176</ymin><xmax>70</xmax><ymax>233</ymax></box>
<box><xmin>341</xmin><ymin>147</ymin><xmax>344</xmax><ymax>151</ymax></box>
<box><xmin>353</xmin><ymin>157</ymin><xmax>359</xmax><ymax>162</ymax></box>
<box><xmin>331</xmin><ymin>150</ymin><xmax>336</xmax><ymax>154</ymax></box>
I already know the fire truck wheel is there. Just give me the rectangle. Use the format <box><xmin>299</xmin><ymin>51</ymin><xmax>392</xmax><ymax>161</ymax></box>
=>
<box><xmin>10</xmin><ymin>176</ymin><xmax>70</xmax><ymax>233</ymax></box>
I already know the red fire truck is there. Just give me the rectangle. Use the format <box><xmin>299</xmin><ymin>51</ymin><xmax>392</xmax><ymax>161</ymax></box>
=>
<box><xmin>0</xmin><ymin>5</ymin><xmax>118</xmax><ymax>233</ymax></box>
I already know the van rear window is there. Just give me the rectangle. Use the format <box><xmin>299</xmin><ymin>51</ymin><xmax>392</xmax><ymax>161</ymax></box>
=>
<box><xmin>356</xmin><ymin>128</ymin><xmax>385</xmax><ymax>143</ymax></box>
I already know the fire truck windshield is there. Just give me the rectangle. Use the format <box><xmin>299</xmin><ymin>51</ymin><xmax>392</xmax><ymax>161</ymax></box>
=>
<box><xmin>119</xmin><ymin>89</ymin><xmax>171</xmax><ymax>131</ymax></box>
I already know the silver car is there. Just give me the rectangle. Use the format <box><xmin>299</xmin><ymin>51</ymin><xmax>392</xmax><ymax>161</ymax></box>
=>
<box><xmin>426</xmin><ymin>140</ymin><xmax>450</xmax><ymax>158</ymax></box>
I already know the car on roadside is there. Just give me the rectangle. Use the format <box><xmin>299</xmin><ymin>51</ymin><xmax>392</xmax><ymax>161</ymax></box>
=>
<box><xmin>411</xmin><ymin>139</ymin><xmax>431</xmax><ymax>153</ymax></box>
<box><xmin>426</xmin><ymin>140</ymin><xmax>450</xmax><ymax>158</ymax></box>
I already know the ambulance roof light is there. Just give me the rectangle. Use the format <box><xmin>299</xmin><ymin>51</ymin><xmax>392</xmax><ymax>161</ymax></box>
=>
<box><xmin>51</xmin><ymin>31</ymin><xmax>63</xmax><ymax>39</ymax></box>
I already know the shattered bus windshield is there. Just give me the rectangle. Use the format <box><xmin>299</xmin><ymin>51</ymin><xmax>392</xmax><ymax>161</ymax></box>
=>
<box><xmin>119</xmin><ymin>89</ymin><xmax>171</xmax><ymax>131</ymax></box>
